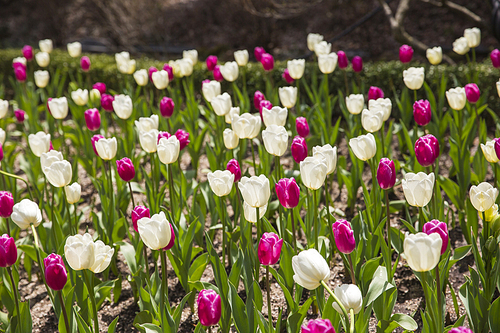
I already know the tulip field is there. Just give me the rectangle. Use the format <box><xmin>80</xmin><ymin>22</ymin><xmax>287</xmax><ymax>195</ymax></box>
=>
<box><xmin>1</xmin><ymin>27</ymin><xmax>500</xmax><ymax>333</ymax></box>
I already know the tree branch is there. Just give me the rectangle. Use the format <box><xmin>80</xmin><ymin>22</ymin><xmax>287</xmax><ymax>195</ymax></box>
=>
<box><xmin>419</xmin><ymin>0</ymin><xmax>488</xmax><ymax>30</ymax></box>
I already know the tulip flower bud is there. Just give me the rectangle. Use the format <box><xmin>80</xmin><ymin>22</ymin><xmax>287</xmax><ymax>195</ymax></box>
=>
<box><xmin>318</xmin><ymin>52</ymin><xmax>338</xmax><ymax>74</ymax></box>
<box><xmin>35</xmin><ymin>52</ymin><xmax>50</xmax><ymax>67</ymax></box>
<box><xmin>67</xmin><ymin>42</ymin><xmax>82</xmax><ymax>58</ymax></box>
<box><xmin>243</xmin><ymin>201</ymin><xmax>267</xmax><ymax>223</ymax></box>
<box><xmin>65</xmin><ymin>183</ymin><xmax>81</xmax><ymax>204</ymax></box>
<box><xmin>207</xmin><ymin>170</ymin><xmax>234</xmax><ymax>197</ymax></box>
<box><xmin>262</xmin><ymin>106</ymin><xmax>287</xmax><ymax>127</ymax></box>
<box><xmin>40</xmin><ymin>150</ymin><xmax>63</xmax><ymax>172</ymax></box>
<box><xmin>132</xmin><ymin>206</ymin><xmax>150</xmax><ymax>233</ymax></box>
<box><xmin>231</xmin><ymin>113</ymin><xmax>261</xmax><ymax>139</ymax></box>
<box><xmin>0</xmin><ymin>99</ymin><xmax>8</xmax><ymax>119</ymax></box>
<box><xmin>453</xmin><ymin>37</ymin><xmax>470</xmax><ymax>55</ymax></box>
<box><xmin>415</xmin><ymin>134</ymin><xmax>439</xmax><ymax>167</ymax></box>
<box><xmin>93</xmin><ymin>82</ymin><xmax>106</xmax><ymax>94</ymax></box>
<box><xmin>287</xmin><ymin>59</ymin><xmax>305</xmax><ymax>80</ymax></box>
<box><xmin>399</xmin><ymin>44</ymin><xmax>413</xmax><ymax>63</ymax></box>
<box><xmin>212</xmin><ymin>65</ymin><xmax>223</xmax><ymax>82</ymax></box>
<box><xmin>44</xmin><ymin>158</ymin><xmax>72</xmax><ymax>188</ymax></box>
<box><xmin>206</xmin><ymin>55</ymin><xmax>217</xmax><ymax>71</ymax></box>
<box><xmin>12</xmin><ymin>57</ymin><xmax>26</xmax><ymax>71</ymax></box>
<box><xmin>301</xmin><ymin>319</ymin><xmax>335</xmax><ymax>333</ymax></box>
<box><xmin>84</xmin><ymin>108</ymin><xmax>101</xmax><ymax>131</ymax></box>
<box><xmin>314</xmin><ymin>41</ymin><xmax>331</xmax><ymax>57</ymax></box>
<box><xmin>332</xmin><ymin>219</ymin><xmax>356</xmax><ymax>254</ymax></box>
<box><xmin>101</xmin><ymin>94</ymin><xmax>114</xmax><ymax>112</ymax></box>
<box><xmin>157</xmin><ymin>136</ymin><xmax>180</xmax><ymax>165</ymax></box>
<box><xmin>423</xmin><ymin>219</ymin><xmax>448</xmax><ymax>254</ymax></box>
<box><xmin>403</xmin><ymin>67</ymin><xmax>425</xmax><ymax>90</ymax></box>
<box><xmin>263</xmin><ymin>125</ymin><xmax>288</xmax><ymax>157</ymax></box>
<box><xmin>135</xmin><ymin>114</ymin><xmax>159</xmax><ymax>133</ymax></box>
<box><xmin>470</xmin><ymin>182</ymin><xmax>498</xmax><ymax>212</ymax></box>
<box><xmin>292</xmin><ymin>249</ymin><xmax>330</xmax><ymax>290</ymax></box>
<box><xmin>238</xmin><ymin>175</ymin><xmax>270</xmax><ymax>208</ymax></box>
<box><xmin>0</xmin><ymin>234</ymin><xmax>17</xmax><ymax>267</ymax></box>
<box><xmin>481</xmin><ymin>139</ymin><xmax>499</xmax><ymax>163</ymax></box>
<box><xmin>22</xmin><ymin>45</ymin><xmax>34</xmax><ymax>61</ymax></box>
<box><xmin>223</xmin><ymin>128</ymin><xmax>239</xmax><ymax>150</ymax></box>
<box><xmin>345</xmin><ymin>94</ymin><xmax>364</xmax><ymax>115</ymax></box>
<box><xmin>368</xmin><ymin>86</ymin><xmax>384</xmax><ymax>101</ymax></box>
<box><xmin>361</xmin><ymin>108</ymin><xmax>384</xmax><ymax>133</ymax></box>
<box><xmin>300</xmin><ymin>156</ymin><xmax>327</xmax><ymax>190</ymax></box>
<box><xmin>349</xmin><ymin>133</ymin><xmax>377</xmax><ymax>161</ymax></box>
<box><xmin>34</xmin><ymin>70</ymin><xmax>50</xmax><ymax>88</ymax></box>
<box><xmin>175</xmin><ymin>129</ymin><xmax>190</xmax><ymax>150</ymax></box>
<box><xmin>0</xmin><ymin>129</ymin><xmax>5</xmax><ymax>146</ymax></box>
<box><xmin>71</xmin><ymin>89</ymin><xmax>89</xmax><ymax>106</ymax></box>
<box><xmin>11</xmin><ymin>199</ymin><xmax>42</xmax><ymax>229</ymax></box>
<box><xmin>426</xmin><ymin>46</ymin><xmax>442</xmax><ymax>65</ymax></box>
<box><xmin>491</xmin><ymin>49</ymin><xmax>500</xmax><ymax>68</ymax></box>
<box><xmin>291</xmin><ymin>136</ymin><xmax>308</xmax><ymax>164</ymax></box>
<box><xmin>259</xmin><ymin>100</ymin><xmax>272</xmax><ymax>116</ymax></box>
<box><xmin>91</xmin><ymin>134</ymin><xmax>104</xmax><ymax>156</ymax></box>
<box><xmin>307</xmin><ymin>33</ymin><xmax>324</xmax><ymax>52</ymax></box>
<box><xmin>219</xmin><ymin>61</ymin><xmax>239</xmax><ymax>82</ymax></box>
<box><xmin>44</xmin><ymin>253</ymin><xmax>67</xmax><ymax>290</ymax></box>
<box><xmin>133</xmin><ymin>69</ymin><xmax>148</xmax><ymax>86</ymax></box>
<box><xmin>95</xmin><ymin>137</ymin><xmax>118</xmax><ymax>160</ymax></box>
<box><xmin>254</xmin><ymin>47</ymin><xmax>266</xmax><ymax>61</ymax></box>
<box><xmin>159</xmin><ymin>97</ymin><xmax>174</xmax><ymax>118</ymax></box>
<box><xmin>258</xmin><ymin>232</ymin><xmax>283</xmax><ymax>265</ymax></box>
<box><xmin>80</xmin><ymin>56</ymin><xmax>91</xmax><ymax>72</ymax></box>
<box><xmin>197</xmin><ymin>290</ymin><xmax>222</xmax><ymax>326</ymax></box>
<box><xmin>275</xmin><ymin>178</ymin><xmax>300</xmax><ymax>209</ymax></box>
<box><xmin>464</xmin><ymin>27</ymin><xmax>481</xmax><ymax>48</ymax></box>
<box><xmin>282</xmin><ymin>69</ymin><xmax>294</xmax><ymax>84</ymax></box>
<box><xmin>39</xmin><ymin>39</ymin><xmax>53</xmax><ymax>53</ymax></box>
<box><xmin>413</xmin><ymin>99</ymin><xmax>431</xmax><ymax>126</ymax></box>
<box><xmin>279</xmin><ymin>86</ymin><xmax>297</xmax><ymax>108</ymax></box>
<box><xmin>377</xmin><ymin>158</ymin><xmax>396</xmax><ymax>189</ymax></box>
<box><xmin>260</xmin><ymin>53</ymin><xmax>274</xmax><ymax>71</ymax></box>
<box><xmin>202</xmin><ymin>80</ymin><xmax>221</xmax><ymax>102</ymax></box>
<box><xmin>28</xmin><ymin>131</ymin><xmax>51</xmax><ymax>157</ymax></box>
<box><xmin>254</xmin><ymin>91</ymin><xmax>265</xmax><ymax>110</ymax></box>
<box><xmin>226</xmin><ymin>159</ymin><xmax>241</xmax><ymax>182</ymax></box>
<box><xmin>152</xmin><ymin>70</ymin><xmax>169</xmax><ymax>90</ymax></box>
<box><xmin>0</xmin><ymin>143</ymin><xmax>3</xmax><ymax>162</ymax></box>
<box><xmin>14</xmin><ymin>66</ymin><xmax>26</xmax><ymax>82</ymax></box>
<box><xmin>446</xmin><ymin>87</ymin><xmax>466</xmax><ymax>110</ymax></box>
<box><xmin>211</xmin><ymin>93</ymin><xmax>232</xmax><ymax>116</ymax></box>
<box><xmin>352</xmin><ymin>56</ymin><xmax>363</xmax><ymax>72</ymax></box>
<box><xmin>404</xmin><ymin>232</ymin><xmax>442</xmax><ymax>271</ymax></box>
<box><xmin>157</xmin><ymin>132</ymin><xmax>171</xmax><ymax>144</ymax></box>
<box><xmin>225</xmin><ymin>106</ymin><xmax>240</xmax><ymax>124</ymax></box>
<box><xmin>138</xmin><ymin>212</ymin><xmax>173</xmax><ymax>250</ymax></box>
<box><xmin>313</xmin><ymin>144</ymin><xmax>337</xmax><ymax>175</ymax></box>
<box><xmin>90</xmin><ymin>90</ymin><xmax>101</xmax><ymax>105</ymax></box>
<box><xmin>162</xmin><ymin>64</ymin><xmax>174</xmax><ymax>81</ymax></box>
<box><xmin>183</xmin><ymin>49</ymin><xmax>198</xmax><ymax>65</ymax></box>
<box><xmin>332</xmin><ymin>284</ymin><xmax>363</xmax><ymax>314</ymax></box>
<box><xmin>402</xmin><ymin>172</ymin><xmax>435</xmax><ymax>207</ymax></box>
<box><xmin>337</xmin><ymin>51</ymin><xmax>349</xmax><ymax>69</ymax></box>
<box><xmin>234</xmin><ymin>50</ymin><xmax>249</xmax><ymax>66</ymax></box>
<box><xmin>0</xmin><ymin>192</ymin><xmax>14</xmax><ymax>218</ymax></box>
<box><xmin>296</xmin><ymin>117</ymin><xmax>309</xmax><ymax>137</ymax></box>
<box><xmin>112</xmin><ymin>94</ymin><xmax>133</xmax><ymax>120</ymax></box>
<box><xmin>449</xmin><ymin>327</ymin><xmax>473</xmax><ymax>333</ymax></box>
<box><xmin>146</xmin><ymin>67</ymin><xmax>158</xmax><ymax>83</ymax></box>
<box><xmin>14</xmin><ymin>109</ymin><xmax>25</xmax><ymax>122</ymax></box>
<box><xmin>464</xmin><ymin>83</ymin><xmax>480</xmax><ymax>103</ymax></box>
<box><xmin>139</xmin><ymin>130</ymin><xmax>159</xmax><ymax>153</ymax></box>
<box><xmin>116</xmin><ymin>157</ymin><xmax>135</xmax><ymax>182</ymax></box>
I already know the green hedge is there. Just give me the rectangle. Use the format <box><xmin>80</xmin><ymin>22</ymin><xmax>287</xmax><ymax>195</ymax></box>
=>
<box><xmin>1</xmin><ymin>48</ymin><xmax>499</xmax><ymax>109</ymax></box>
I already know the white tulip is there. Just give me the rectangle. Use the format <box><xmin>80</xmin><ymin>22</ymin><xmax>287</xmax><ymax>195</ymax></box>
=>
<box><xmin>28</xmin><ymin>131</ymin><xmax>51</xmax><ymax>157</ymax></box>
<box><xmin>183</xmin><ymin>49</ymin><xmax>198</xmax><ymax>65</ymax></box>
<box><xmin>71</xmin><ymin>89</ymin><xmax>89</xmax><ymax>106</ymax></box>
<box><xmin>13</xmin><ymin>57</ymin><xmax>26</xmax><ymax>66</ymax></box>
<box><xmin>402</xmin><ymin>172</ymin><xmax>435</xmax><ymax>207</ymax></box>
<box><xmin>464</xmin><ymin>27</ymin><xmax>481</xmax><ymax>48</ymax></box>
<box><xmin>35</xmin><ymin>52</ymin><xmax>50</xmax><ymax>67</ymax></box>
<box><xmin>223</xmin><ymin>129</ymin><xmax>239</xmax><ymax>149</ymax></box>
<box><xmin>234</xmin><ymin>50</ymin><xmax>249</xmax><ymax>66</ymax></box>
<box><xmin>0</xmin><ymin>99</ymin><xmax>8</xmax><ymax>119</ymax></box>
<box><xmin>470</xmin><ymin>182</ymin><xmax>498</xmax><ymax>212</ymax></box>
<box><xmin>0</xmin><ymin>128</ymin><xmax>5</xmax><ymax>145</ymax></box>
<box><xmin>157</xmin><ymin>136</ymin><xmax>180</xmax><ymax>165</ymax></box>
<box><xmin>11</xmin><ymin>199</ymin><xmax>42</xmax><ymax>229</ymax></box>
<box><xmin>279</xmin><ymin>86</ymin><xmax>297</xmax><ymax>108</ymax></box>
<box><xmin>318</xmin><ymin>52</ymin><xmax>338</xmax><ymax>74</ymax></box>
<box><xmin>300</xmin><ymin>156</ymin><xmax>328</xmax><ymax>190</ymax></box>
<box><xmin>64</xmin><ymin>233</ymin><xmax>95</xmax><ymax>271</ymax></box>
<box><xmin>262</xmin><ymin>106</ymin><xmax>287</xmax><ymax>127</ymax></box>
<box><xmin>138</xmin><ymin>212</ymin><xmax>173</xmax><ymax>250</ymax></box>
<box><xmin>34</xmin><ymin>70</ymin><xmax>50</xmax><ymax>88</ymax></box>
<box><xmin>207</xmin><ymin>170</ymin><xmax>234</xmax><ymax>197</ymax></box>
<box><xmin>404</xmin><ymin>232</ymin><xmax>442</xmax><ymax>272</ymax></box>
<box><xmin>238</xmin><ymin>175</ymin><xmax>271</xmax><ymax>208</ymax></box>
<box><xmin>39</xmin><ymin>39</ymin><xmax>53</xmax><ymax>53</ymax></box>
<box><xmin>90</xmin><ymin>89</ymin><xmax>101</xmax><ymax>103</ymax></box>
<box><xmin>115</xmin><ymin>51</ymin><xmax>131</xmax><ymax>65</ymax></box>
<box><xmin>65</xmin><ymin>182</ymin><xmax>81</xmax><ymax>204</ymax></box>
<box><xmin>403</xmin><ymin>67</ymin><xmax>425</xmax><ymax>90</ymax></box>
<box><xmin>225</xmin><ymin>107</ymin><xmax>240</xmax><ymax>124</ymax></box>
<box><xmin>40</xmin><ymin>150</ymin><xmax>63</xmax><ymax>169</ymax></box>
<box><xmin>243</xmin><ymin>201</ymin><xmax>267</xmax><ymax>223</ymax></box>
<box><xmin>118</xmin><ymin>59</ymin><xmax>136</xmax><ymax>75</ymax></box>
<box><xmin>231</xmin><ymin>113</ymin><xmax>261</xmax><ymax>139</ymax></box>
<box><xmin>67</xmin><ymin>42</ymin><xmax>82</xmax><ymax>58</ymax></box>
<box><xmin>361</xmin><ymin>108</ymin><xmax>384</xmax><ymax>133</ymax></box>
<box><xmin>133</xmin><ymin>69</ymin><xmax>148</xmax><ymax>86</ymax></box>
<box><xmin>262</xmin><ymin>125</ymin><xmax>288</xmax><ymax>157</ymax></box>
<box><xmin>481</xmin><ymin>140</ymin><xmax>499</xmax><ymax>163</ymax></box>
<box><xmin>139</xmin><ymin>129</ymin><xmax>159</xmax><ymax>153</ymax></box>
<box><xmin>211</xmin><ymin>93</ymin><xmax>232</xmax><ymax>116</ymax></box>
<box><xmin>152</xmin><ymin>70</ymin><xmax>169</xmax><ymax>90</ymax></box>
<box><xmin>307</xmin><ymin>33</ymin><xmax>324</xmax><ymax>52</ymax></box>
<box><xmin>332</xmin><ymin>284</ymin><xmax>363</xmax><ymax>315</ymax></box>
<box><xmin>220</xmin><ymin>62</ymin><xmax>239</xmax><ymax>82</ymax></box>
<box><xmin>426</xmin><ymin>47</ymin><xmax>442</xmax><ymax>65</ymax></box>
<box><xmin>43</xmin><ymin>159</ymin><xmax>72</xmax><ymax>188</ymax></box>
<box><xmin>202</xmin><ymin>81</ymin><xmax>221</xmax><ymax>102</ymax></box>
<box><xmin>313</xmin><ymin>144</ymin><xmax>337</xmax><ymax>175</ymax></box>
<box><xmin>112</xmin><ymin>94</ymin><xmax>133</xmax><ymax>120</ymax></box>
<box><xmin>453</xmin><ymin>37</ymin><xmax>470</xmax><ymax>55</ymax></box>
<box><xmin>314</xmin><ymin>41</ymin><xmax>331</xmax><ymax>57</ymax></box>
<box><xmin>349</xmin><ymin>133</ymin><xmax>377</xmax><ymax>161</ymax></box>
<box><xmin>345</xmin><ymin>94</ymin><xmax>364</xmax><ymax>115</ymax></box>
<box><xmin>95</xmin><ymin>137</ymin><xmax>117</xmax><ymax>160</ymax></box>
<box><xmin>497</xmin><ymin>80</ymin><xmax>500</xmax><ymax>98</ymax></box>
<box><xmin>135</xmin><ymin>114</ymin><xmax>159</xmax><ymax>132</ymax></box>
<box><xmin>287</xmin><ymin>59</ymin><xmax>305</xmax><ymax>80</ymax></box>
<box><xmin>292</xmin><ymin>249</ymin><xmax>330</xmax><ymax>290</ymax></box>
<box><xmin>177</xmin><ymin>58</ymin><xmax>194</xmax><ymax>77</ymax></box>
<box><xmin>90</xmin><ymin>240</ymin><xmax>114</xmax><ymax>273</ymax></box>
<box><xmin>368</xmin><ymin>98</ymin><xmax>392</xmax><ymax>121</ymax></box>
<box><xmin>48</xmin><ymin>97</ymin><xmax>68</xmax><ymax>119</ymax></box>
<box><xmin>446</xmin><ymin>87</ymin><xmax>466</xmax><ymax>110</ymax></box>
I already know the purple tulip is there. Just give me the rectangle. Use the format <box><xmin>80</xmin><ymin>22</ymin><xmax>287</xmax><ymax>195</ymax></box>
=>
<box><xmin>163</xmin><ymin>64</ymin><xmax>174</xmax><ymax>81</ymax></box>
<box><xmin>275</xmin><ymin>178</ymin><xmax>300</xmax><ymax>209</ymax></box>
<box><xmin>423</xmin><ymin>219</ymin><xmax>448</xmax><ymax>254</ymax></box>
<box><xmin>0</xmin><ymin>144</ymin><xmax>3</xmax><ymax>163</ymax></box>
<box><xmin>291</xmin><ymin>136</ymin><xmax>308</xmax><ymax>163</ymax></box>
<box><xmin>163</xmin><ymin>224</ymin><xmax>176</xmax><ymax>251</ymax></box>
<box><xmin>160</xmin><ymin>97</ymin><xmax>175</xmax><ymax>118</ymax></box>
<box><xmin>491</xmin><ymin>49</ymin><xmax>500</xmax><ymax>68</ymax></box>
<box><xmin>101</xmin><ymin>94</ymin><xmax>114</xmax><ymax>112</ymax></box>
<box><xmin>93</xmin><ymin>82</ymin><xmax>106</xmax><ymax>94</ymax></box>
<box><xmin>260</xmin><ymin>53</ymin><xmax>274</xmax><ymax>71</ymax></box>
<box><xmin>0</xmin><ymin>234</ymin><xmax>17</xmax><ymax>267</ymax></box>
<box><xmin>44</xmin><ymin>253</ymin><xmax>67</xmax><ymax>291</ymax></box>
<box><xmin>368</xmin><ymin>86</ymin><xmax>384</xmax><ymax>100</ymax></box>
<box><xmin>352</xmin><ymin>56</ymin><xmax>363</xmax><ymax>73</ymax></box>
<box><xmin>175</xmin><ymin>129</ymin><xmax>190</xmax><ymax>150</ymax></box>
<box><xmin>301</xmin><ymin>319</ymin><xmax>336</xmax><ymax>333</ymax></box>
<box><xmin>206</xmin><ymin>55</ymin><xmax>218</xmax><ymax>71</ymax></box>
<box><xmin>84</xmin><ymin>108</ymin><xmax>101</xmax><ymax>131</ymax></box>
<box><xmin>449</xmin><ymin>327</ymin><xmax>473</xmax><ymax>333</ymax></box>
<box><xmin>116</xmin><ymin>157</ymin><xmax>135</xmax><ymax>182</ymax></box>
<box><xmin>413</xmin><ymin>99</ymin><xmax>432</xmax><ymax>126</ymax></box>
<box><xmin>296</xmin><ymin>117</ymin><xmax>310</xmax><ymax>138</ymax></box>
<box><xmin>12</xmin><ymin>61</ymin><xmax>26</xmax><ymax>71</ymax></box>
<box><xmin>377</xmin><ymin>158</ymin><xmax>396</xmax><ymax>190</ymax></box>
<box><xmin>464</xmin><ymin>83</ymin><xmax>480</xmax><ymax>104</ymax></box>
<box><xmin>14</xmin><ymin>109</ymin><xmax>25</xmax><ymax>122</ymax></box>
<box><xmin>338</xmin><ymin>51</ymin><xmax>349</xmax><ymax>69</ymax></box>
<box><xmin>14</xmin><ymin>66</ymin><xmax>26</xmax><ymax>82</ymax></box>
<box><xmin>258</xmin><ymin>232</ymin><xmax>283</xmax><ymax>266</ymax></box>
<box><xmin>399</xmin><ymin>44</ymin><xmax>414</xmax><ymax>63</ymax></box>
<box><xmin>197</xmin><ymin>289</ymin><xmax>222</xmax><ymax>326</ymax></box>
<box><xmin>132</xmin><ymin>206</ymin><xmax>150</xmax><ymax>233</ymax></box>
<box><xmin>0</xmin><ymin>192</ymin><xmax>14</xmax><ymax>218</ymax></box>
<box><xmin>415</xmin><ymin>134</ymin><xmax>440</xmax><ymax>167</ymax></box>
<box><xmin>259</xmin><ymin>100</ymin><xmax>272</xmax><ymax>114</ymax></box>
<box><xmin>80</xmin><ymin>56</ymin><xmax>91</xmax><ymax>72</ymax></box>
<box><xmin>91</xmin><ymin>134</ymin><xmax>104</xmax><ymax>156</ymax></box>
<box><xmin>157</xmin><ymin>131</ymin><xmax>172</xmax><ymax>143</ymax></box>
<box><xmin>282</xmin><ymin>69</ymin><xmax>295</xmax><ymax>84</ymax></box>
<box><xmin>254</xmin><ymin>91</ymin><xmax>265</xmax><ymax>110</ymax></box>
<box><xmin>332</xmin><ymin>219</ymin><xmax>356</xmax><ymax>254</ymax></box>
<box><xmin>226</xmin><ymin>159</ymin><xmax>241</xmax><ymax>182</ymax></box>
<box><xmin>254</xmin><ymin>47</ymin><xmax>266</xmax><ymax>62</ymax></box>
<box><xmin>148</xmin><ymin>67</ymin><xmax>158</xmax><ymax>82</ymax></box>
<box><xmin>213</xmin><ymin>65</ymin><xmax>224</xmax><ymax>82</ymax></box>
<box><xmin>22</xmin><ymin>45</ymin><xmax>34</xmax><ymax>61</ymax></box>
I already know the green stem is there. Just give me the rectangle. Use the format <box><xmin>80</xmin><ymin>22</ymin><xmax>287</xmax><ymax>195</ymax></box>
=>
<box><xmin>421</xmin><ymin>271</ymin><xmax>438</xmax><ymax>333</ymax></box>
<box><xmin>63</xmin><ymin>189</ymin><xmax>75</xmax><ymax>235</ymax></box>
<box><xmin>320</xmin><ymin>280</ymin><xmax>350</xmax><ymax>330</ymax></box>
<box><xmin>251</xmin><ymin>140</ymin><xmax>257</xmax><ymax>175</ymax></box>
<box><xmin>128</xmin><ymin>181</ymin><xmax>136</xmax><ymax>208</ymax></box>
<box><xmin>7</xmin><ymin>266</ymin><xmax>22</xmax><ymax>333</ymax></box>
<box><xmin>160</xmin><ymin>249</ymin><xmax>169</xmax><ymax>330</ymax></box>
<box><xmin>0</xmin><ymin>169</ymin><xmax>34</xmax><ymax>200</ymax></box>
<box><xmin>73</xmin><ymin>203</ymin><xmax>78</xmax><ymax>233</ymax></box>
<box><xmin>83</xmin><ymin>270</ymin><xmax>99</xmax><ymax>333</ymax></box>
<box><xmin>168</xmin><ymin>163</ymin><xmax>176</xmax><ymax>219</ymax></box>
<box><xmin>256</xmin><ymin>206</ymin><xmax>261</xmax><ymax>239</ymax></box>
<box><xmin>313</xmin><ymin>189</ymin><xmax>319</xmax><ymax>250</ymax></box>
<box><xmin>482</xmin><ymin>211</ymin><xmax>489</xmax><ymax>240</ymax></box>
<box><xmin>474</xmin><ymin>104</ymin><xmax>480</xmax><ymax>139</ymax></box>
<box><xmin>350</xmin><ymin>308</ymin><xmax>355</xmax><ymax>333</ymax></box>
<box><xmin>348</xmin><ymin>253</ymin><xmax>356</xmax><ymax>285</ymax></box>
<box><xmin>296</xmin><ymin>79</ymin><xmax>301</xmax><ymax>114</ymax></box>
<box><xmin>220</xmin><ymin>196</ymin><xmax>227</xmax><ymax>267</ymax></box>
<box><xmin>58</xmin><ymin>290</ymin><xmax>70</xmax><ymax>333</ymax></box>
<box><xmin>435</xmin><ymin>264</ymin><xmax>443</xmax><ymax>333</ymax></box>
<box><xmin>290</xmin><ymin>208</ymin><xmax>297</xmax><ymax>253</ymax></box>
<box><xmin>30</xmin><ymin>225</ymin><xmax>56</xmax><ymax>306</ymax></box>
<box><xmin>266</xmin><ymin>266</ymin><xmax>273</xmax><ymax>332</ymax></box>
<box><xmin>385</xmin><ymin>189</ymin><xmax>391</xmax><ymax>260</ymax></box>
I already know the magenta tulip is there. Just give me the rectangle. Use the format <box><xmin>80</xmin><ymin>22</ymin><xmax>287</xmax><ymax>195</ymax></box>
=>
<box><xmin>291</xmin><ymin>136</ymin><xmax>308</xmax><ymax>163</ymax></box>
<box><xmin>101</xmin><ymin>94</ymin><xmax>114</xmax><ymax>112</ymax></box>
<box><xmin>301</xmin><ymin>319</ymin><xmax>336</xmax><ymax>333</ymax></box>
<box><xmin>93</xmin><ymin>82</ymin><xmax>106</xmax><ymax>94</ymax></box>
<box><xmin>0</xmin><ymin>144</ymin><xmax>3</xmax><ymax>162</ymax></box>
<box><xmin>377</xmin><ymin>158</ymin><xmax>396</xmax><ymax>189</ymax></box>
<box><xmin>449</xmin><ymin>327</ymin><xmax>473</xmax><ymax>333</ymax></box>
<box><xmin>197</xmin><ymin>289</ymin><xmax>222</xmax><ymax>327</ymax></box>
<box><xmin>413</xmin><ymin>99</ymin><xmax>432</xmax><ymax>126</ymax></box>
<box><xmin>0</xmin><ymin>234</ymin><xmax>17</xmax><ymax>267</ymax></box>
<box><xmin>206</xmin><ymin>55</ymin><xmax>218</xmax><ymax>71</ymax></box>
<box><xmin>399</xmin><ymin>44</ymin><xmax>414</xmax><ymax>63</ymax></box>
<box><xmin>91</xmin><ymin>134</ymin><xmax>104</xmax><ymax>156</ymax></box>
<box><xmin>254</xmin><ymin>91</ymin><xmax>265</xmax><ymax>110</ymax></box>
<box><xmin>226</xmin><ymin>159</ymin><xmax>241</xmax><ymax>182</ymax></box>
<box><xmin>259</xmin><ymin>100</ymin><xmax>272</xmax><ymax>114</ymax></box>
<box><xmin>464</xmin><ymin>83</ymin><xmax>480</xmax><ymax>103</ymax></box>
<box><xmin>254</xmin><ymin>47</ymin><xmax>266</xmax><ymax>61</ymax></box>
<box><xmin>116</xmin><ymin>157</ymin><xmax>135</xmax><ymax>182</ymax></box>
<box><xmin>368</xmin><ymin>86</ymin><xmax>384</xmax><ymax>100</ymax></box>
<box><xmin>14</xmin><ymin>109</ymin><xmax>25</xmax><ymax>122</ymax></box>
<box><xmin>163</xmin><ymin>223</ymin><xmax>176</xmax><ymax>251</ymax></box>
<box><xmin>491</xmin><ymin>49</ymin><xmax>500</xmax><ymax>68</ymax></box>
<box><xmin>275</xmin><ymin>178</ymin><xmax>300</xmax><ymax>209</ymax></box>
<box><xmin>258</xmin><ymin>232</ymin><xmax>283</xmax><ymax>266</ymax></box>
<box><xmin>163</xmin><ymin>64</ymin><xmax>174</xmax><ymax>81</ymax></box>
<box><xmin>80</xmin><ymin>56</ymin><xmax>91</xmax><ymax>72</ymax></box>
<box><xmin>423</xmin><ymin>219</ymin><xmax>448</xmax><ymax>254</ymax></box>
<box><xmin>132</xmin><ymin>205</ymin><xmax>150</xmax><ymax>233</ymax></box>
<box><xmin>352</xmin><ymin>56</ymin><xmax>363</xmax><ymax>73</ymax></box>
<box><xmin>260</xmin><ymin>53</ymin><xmax>274</xmax><ymax>71</ymax></box>
<box><xmin>14</xmin><ymin>66</ymin><xmax>26</xmax><ymax>82</ymax></box>
<box><xmin>175</xmin><ymin>129</ymin><xmax>190</xmax><ymax>150</ymax></box>
<box><xmin>160</xmin><ymin>97</ymin><xmax>175</xmax><ymax>118</ymax></box>
<box><xmin>0</xmin><ymin>192</ymin><xmax>14</xmax><ymax>218</ymax></box>
<box><xmin>338</xmin><ymin>51</ymin><xmax>349</xmax><ymax>69</ymax></box>
<box><xmin>296</xmin><ymin>117</ymin><xmax>310</xmax><ymax>138</ymax></box>
<box><xmin>22</xmin><ymin>45</ymin><xmax>34</xmax><ymax>61</ymax></box>
<box><xmin>213</xmin><ymin>65</ymin><xmax>224</xmax><ymax>82</ymax></box>
<box><xmin>12</xmin><ymin>61</ymin><xmax>25</xmax><ymax>71</ymax></box>
<box><xmin>415</xmin><ymin>134</ymin><xmax>440</xmax><ymax>167</ymax></box>
<box><xmin>157</xmin><ymin>131</ymin><xmax>172</xmax><ymax>143</ymax></box>
<box><xmin>332</xmin><ymin>219</ymin><xmax>356</xmax><ymax>254</ymax></box>
<box><xmin>282</xmin><ymin>69</ymin><xmax>295</xmax><ymax>84</ymax></box>
<box><xmin>148</xmin><ymin>67</ymin><xmax>158</xmax><ymax>82</ymax></box>
<box><xmin>84</xmin><ymin>108</ymin><xmax>101</xmax><ymax>131</ymax></box>
<box><xmin>44</xmin><ymin>253</ymin><xmax>67</xmax><ymax>291</ymax></box>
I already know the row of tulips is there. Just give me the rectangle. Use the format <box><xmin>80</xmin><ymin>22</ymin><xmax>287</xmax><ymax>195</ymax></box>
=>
<box><xmin>0</xmin><ymin>26</ymin><xmax>500</xmax><ymax>333</ymax></box>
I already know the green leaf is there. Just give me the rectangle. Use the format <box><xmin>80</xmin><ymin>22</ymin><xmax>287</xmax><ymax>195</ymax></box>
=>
<box><xmin>489</xmin><ymin>296</ymin><xmax>500</xmax><ymax>332</ymax></box>
<box><xmin>365</xmin><ymin>266</ymin><xmax>394</xmax><ymax>306</ymax></box>
<box><xmin>108</xmin><ymin>316</ymin><xmax>119</xmax><ymax>333</ymax></box>
<box><xmin>228</xmin><ymin>281</ymin><xmax>249</xmax><ymax>333</ymax></box>
<box><xmin>390</xmin><ymin>313</ymin><xmax>418</xmax><ymax>330</ymax></box>
<box><xmin>139</xmin><ymin>323</ymin><xmax>163</xmax><ymax>333</ymax></box>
